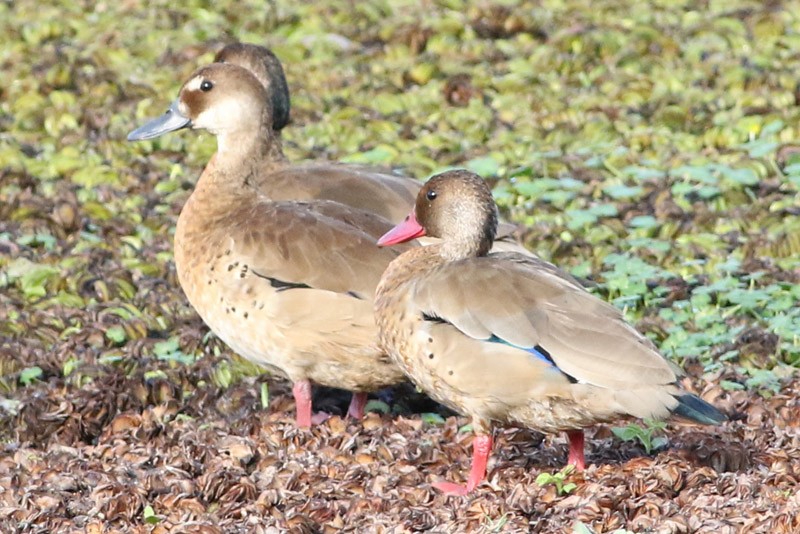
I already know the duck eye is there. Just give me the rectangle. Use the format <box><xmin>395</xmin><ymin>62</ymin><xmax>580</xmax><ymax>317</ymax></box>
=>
<box><xmin>200</xmin><ymin>80</ymin><xmax>213</xmax><ymax>92</ymax></box>
<box><xmin>426</xmin><ymin>190</ymin><xmax>437</xmax><ymax>201</ymax></box>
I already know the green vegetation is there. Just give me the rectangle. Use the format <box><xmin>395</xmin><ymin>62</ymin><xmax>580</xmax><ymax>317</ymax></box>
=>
<box><xmin>2</xmin><ymin>1</ymin><xmax>797</xmax><ymax>398</ymax></box>
<box><xmin>612</xmin><ymin>419</ymin><xmax>668</xmax><ymax>454</ymax></box>
<box><xmin>536</xmin><ymin>465</ymin><xmax>577</xmax><ymax>495</ymax></box>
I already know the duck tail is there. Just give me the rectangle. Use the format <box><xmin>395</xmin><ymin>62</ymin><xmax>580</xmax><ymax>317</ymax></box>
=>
<box><xmin>671</xmin><ymin>393</ymin><xmax>726</xmax><ymax>425</ymax></box>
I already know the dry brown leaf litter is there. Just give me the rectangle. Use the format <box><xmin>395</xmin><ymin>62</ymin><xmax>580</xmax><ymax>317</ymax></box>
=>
<box><xmin>1</xmin><ymin>364</ymin><xmax>798</xmax><ymax>532</ymax></box>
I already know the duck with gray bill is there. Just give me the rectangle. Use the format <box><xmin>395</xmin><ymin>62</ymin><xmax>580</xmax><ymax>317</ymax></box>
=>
<box><xmin>127</xmin><ymin>62</ymin><xmax>412</xmax><ymax>428</ymax></box>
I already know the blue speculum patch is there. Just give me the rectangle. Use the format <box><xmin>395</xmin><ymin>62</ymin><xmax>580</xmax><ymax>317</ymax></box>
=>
<box><xmin>487</xmin><ymin>335</ymin><xmax>554</xmax><ymax>366</ymax></box>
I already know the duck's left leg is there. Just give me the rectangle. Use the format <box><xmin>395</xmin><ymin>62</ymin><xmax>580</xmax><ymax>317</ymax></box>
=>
<box><xmin>566</xmin><ymin>429</ymin><xmax>585</xmax><ymax>471</ymax></box>
<box><xmin>292</xmin><ymin>379</ymin><xmax>331</xmax><ymax>427</ymax></box>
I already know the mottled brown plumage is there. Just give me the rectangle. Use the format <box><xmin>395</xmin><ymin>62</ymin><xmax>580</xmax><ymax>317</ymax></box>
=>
<box><xmin>129</xmin><ymin>63</ymin><xmax>408</xmax><ymax>427</ymax></box>
<box><xmin>375</xmin><ymin>170</ymin><xmax>726</xmax><ymax>494</ymax></box>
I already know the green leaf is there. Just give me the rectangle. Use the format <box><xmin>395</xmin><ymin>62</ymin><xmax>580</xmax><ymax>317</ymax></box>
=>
<box><xmin>603</xmin><ymin>184</ymin><xmax>644</xmax><ymax>199</ymax></box>
<box><xmin>340</xmin><ymin>144</ymin><xmax>399</xmax><ymax>165</ymax></box>
<box><xmin>364</xmin><ymin>399</ymin><xmax>390</xmax><ymax>414</ymax></box>
<box><xmin>740</xmin><ymin>139</ymin><xmax>779</xmax><ymax>158</ymax></box>
<box><xmin>651</xmin><ymin>437</ymin><xmax>669</xmax><ymax>450</ymax></box>
<box><xmin>420</xmin><ymin>412</ymin><xmax>445</xmax><ymax>425</ymax></box>
<box><xmin>588</xmin><ymin>203</ymin><xmax>619</xmax><ymax>217</ymax></box>
<box><xmin>106</xmin><ymin>326</ymin><xmax>127</xmax><ymax>345</ymax></box>
<box><xmin>63</xmin><ymin>358</ymin><xmax>80</xmax><ymax>377</ymax></box>
<box><xmin>5</xmin><ymin>258</ymin><xmax>60</xmax><ymax>299</ymax></box>
<box><xmin>144</xmin><ymin>370</ymin><xmax>168</xmax><ymax>381</ymax></box>
<box><xmin>466</xmin><ymin>156</ymin><xmax>501</xmax><ymax>177</ymax></box>
<box><xmin>143</xmin><ymin>505</ymin><xmax>159</xmax><ymax>525</ymax></box>
<box><xmin>17</xmin><ymin>232</ymin><xmax>57</xmax><ymax>250</ymax></box>
<box><xmin>565</xmin><ymin>209</ymin><xmax>597</xmax><ymax>229</ymax></box>
<box><xmin>622</xmin><ymin>165</ymin><xmax>664</xmax><ymax>181</ymax></box>
<box><xmin>628</xmin><ymin>215</ymin><xmax>659</xmax><ymax>229</ymax></box>
<box><xmin>372</xmin><ymin>94</ymin><xmax>405</xmax><ymax>115</ymax></box>
<box><xmin>20</xmin><ymin>367</ymin><xmax>43</xmax><ymax>386</ymax></box>
<box><xmin>611</xmin><ymin>426</ymin><xmax>639</xmax><ymax>441</ymax></box>
<box><xmin>152</xmin><ymin>337</ymin><xmax>195</xmax><ymax>365</ymax></box>
<box><xmin>153</xmin><ymin>337</ymin><xmax>181</xmax><ymax>357</ymax></box>
<box><xmin>783</xmin><ymin>162</ymin><xmax>800</xmax><ymax>176</ymax></box>
<box><xmin>696</xmin><ymin>185</ymin><xmax>721</xmax><ymax>199</ymax></box>
<box><xmin>719</xmin><ymin>166</ymin><xmax>758</xmax><ymax>186</ymax></box>
<box><xmin>98</xmin><ymin>352</ymin><xmax>124</xmax><ymax>365</ymax></box>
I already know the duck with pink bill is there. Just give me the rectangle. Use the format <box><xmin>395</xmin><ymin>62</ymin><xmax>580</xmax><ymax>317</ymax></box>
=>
<box><xmin>374</xmin><ymin>169</ymin><xmax>726</xmax><ymax>496</ymax></box>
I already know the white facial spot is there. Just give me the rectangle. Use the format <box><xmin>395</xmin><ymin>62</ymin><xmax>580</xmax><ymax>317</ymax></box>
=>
<box><xmin>193</xmin><ymin>97</ymin><xmax>248</xmax><ymax>133</ymax></box>
<box><xmin>184</xmin><ymin>76</ymin><xmax>203</xmax><ymax>92</ymax></box>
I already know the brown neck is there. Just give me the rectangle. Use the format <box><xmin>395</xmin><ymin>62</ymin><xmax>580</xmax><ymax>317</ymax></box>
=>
<box><xmin>203</xmin><ymin>121</ymin><xmax>287</xmax><ymax>188</ymax></box>
<box><xmin>439</xmin><ymin>236</ymin><xmax>491</xmax><ymax>262</ymax></box>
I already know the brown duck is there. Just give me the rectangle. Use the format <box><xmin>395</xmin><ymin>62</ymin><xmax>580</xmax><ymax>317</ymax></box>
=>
<box><xmin>209</xmin><ymin>42</ymin><xmax>419</xmax><ymax>222</ymax></box>
<box><xmin>214</xmin><ymin>42</ymin><xmax>292</xmax><ymax>133</ymax></box>
<box><xmin>212</xmin><ymin>42</ymin><xmax>527</xmax><ymax>244</ymax></box>
<box><xmin>374</xmin><ymin>170</ymin><xmax>726</xmax><ymax>495</ymax></box>
<box><xmin>127</xmin><ymin>63</ymin><xmax>409</xmax><ymax>427</ymax></box>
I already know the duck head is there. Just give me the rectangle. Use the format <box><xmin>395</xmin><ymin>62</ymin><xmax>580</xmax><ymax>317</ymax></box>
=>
<box><xmin>378</xmin><ymin>170</ymin><xmax>498</xmax><ymax>258</ymax></box>
<box><xmin>128</xmin><ymin>63</ymin><xmax>273</xmax><ymax>153</ymax></box>
<box><xmin>214</xmin><ymin>43</ymin><xmax>291</xmax><ymax>132</ymax></box>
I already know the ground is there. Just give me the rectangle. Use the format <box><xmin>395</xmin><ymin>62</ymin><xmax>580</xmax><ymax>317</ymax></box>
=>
<box><xmin>1</xmin><ymin>1</ymin><xmax>799</xmax><ymax>532</ymax></box>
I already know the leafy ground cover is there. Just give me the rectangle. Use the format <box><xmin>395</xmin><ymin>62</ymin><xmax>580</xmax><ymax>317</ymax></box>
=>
<box><xmin>1</xmin><ymin>0</ymin><xmax>799</xmax><ymax>532</ymax></box>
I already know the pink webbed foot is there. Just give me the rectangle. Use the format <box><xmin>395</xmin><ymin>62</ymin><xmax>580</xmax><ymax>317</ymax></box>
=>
<box><xmin>347</xmin><ymin>392</ymin><xmax>369</xmax><ymax>420</ymax></box>
<box><xmin>433</xmin><ymin>433</ymin><xmax>494</xmax><ymax>496</ymax></box>
<box><xmin>566</xmin><ymin>429</ymin><xmax>586</xmax><ymax>471</ymax></box>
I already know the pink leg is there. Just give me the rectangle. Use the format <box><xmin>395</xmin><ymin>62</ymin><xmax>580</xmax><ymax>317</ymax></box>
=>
<box><xmin>347</xmin><ymin>392</ymin><xmax>368</xmax><ymax>420</ymax></box>
<box><xmin>433</xmin><ymin>434</ymin><xmax>493</xmax><ymax>496</ymax></box>
<box><xmin>566</xmin><ymin>429</ymin><xmax>585</xmax><ymax>471</ymax></box>
<box><xmin>292</xmin><ymin>380</ymin><xmax>332</xmax><ymax>427</ymax></box>
<box><xmin>292</xmin><ymin>380</ymin><xmax>313</xmax><ymax>428</ymax></box>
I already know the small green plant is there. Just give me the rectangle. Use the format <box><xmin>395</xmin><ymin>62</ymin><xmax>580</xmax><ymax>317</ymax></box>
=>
<box><xmin>535</xmin><ymin>465</ymin><xmax>577</xmax><ymax>495</ymax></box>
<box><xmin>153</xmin><ymin>336</ymin><xmax>196</xmax><ymax>365</ymax></box>
<box><xmin>105</xmin><ymin>325</ymin><xmax>127</xmax><ymax>345</ymax></box>
<box><xmin>142</xmin><ymin>505</ymin><xmax>159</xmax><ymax>525</ymax></box>
<box><xmin>420</xmin><ymin>412</ymin><xmax>446</xmax><ymax>425</ymax></box>
<box><xmin>260</xmin><ymin>382</ymin><xmax>270</xmax><ymax>410</ymax></box>
<box><xmin>19</xmin><ymin>366</ymin><xmax>43</xmax><ymax>386</ymax></box>
<box><xmin>62</xmin><ymin>357</ymin><xmax>80</xmax><ymax>377</ymax></box>
<box><xmin>611</xmin><ymin>419</ymin><xmax>668</xmax><ymax>454</ymax></box>
<box><xmin>364</xmin><ymin>399</ymin><xmax>390</xmax><ymax>414</ymax></box>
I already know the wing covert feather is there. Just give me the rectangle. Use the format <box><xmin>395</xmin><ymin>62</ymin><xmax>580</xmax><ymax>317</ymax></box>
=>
<box><xmin>411</xmin><ymin>253</ymin><xmax>678</xmax><ymax>388</ymax></box>
<box><xmin>227</xmin><ymin>199</ymin><xmax>403</xmax><ymax>297</ymax></box>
